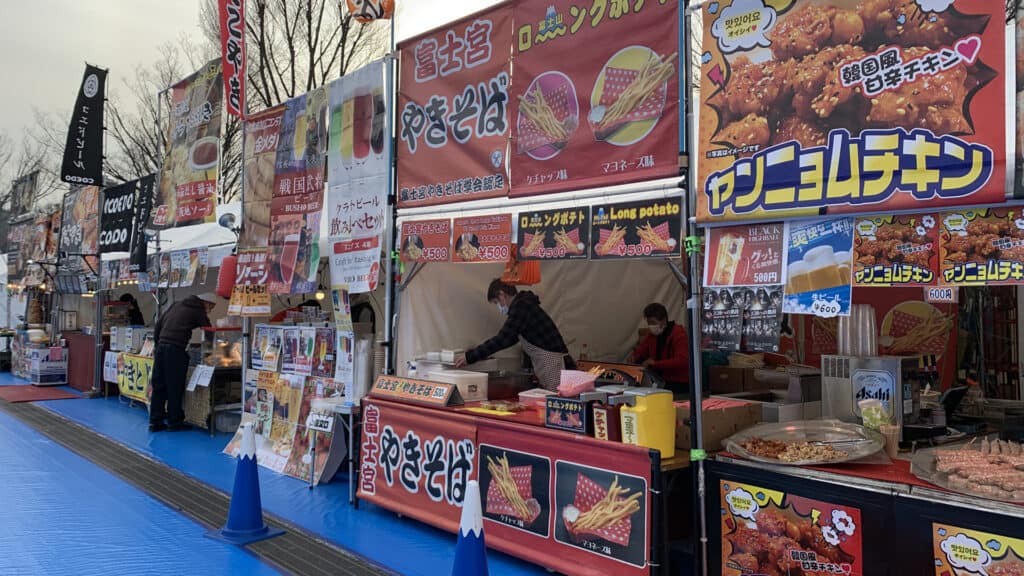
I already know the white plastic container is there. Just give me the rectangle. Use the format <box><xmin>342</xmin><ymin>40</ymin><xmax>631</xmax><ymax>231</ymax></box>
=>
<box><xmin>519</xmin><ymin>387</ymin><xmax>556</xmax><ymax>416</ymax></box>
<box><xmin>441</xmin><ymin>349</ymin><xmax>465</xmax><ymax>363</ymax></box>
<box><xmin>429</xmin><ymin>370</ymin><xmax>488</xmax><ymax>402</ymax></box>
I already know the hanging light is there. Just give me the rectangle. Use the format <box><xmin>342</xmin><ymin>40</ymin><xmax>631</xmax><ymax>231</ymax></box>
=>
<box><xmin>315</xmin><ymin>290</ymin><xmax>326</xmax><ymax>301</ymax></box>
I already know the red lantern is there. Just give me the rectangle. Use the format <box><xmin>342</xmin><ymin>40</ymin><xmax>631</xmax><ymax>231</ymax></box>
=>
<box><xmin>216</xmin><ymin>254</ymin><xmax>238</xmax><ymax>299</ymax></box>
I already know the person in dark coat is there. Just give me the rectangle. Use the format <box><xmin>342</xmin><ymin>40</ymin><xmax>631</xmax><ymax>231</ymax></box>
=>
<box><xmin>149</xmin><ymin>293</ymin><xmax>216</xmax><ymax>432</ymax></box>
<box><xmin>120</xmin><ymin>293</ymin><xmax>146</xmax><ymax>326</ymax></box>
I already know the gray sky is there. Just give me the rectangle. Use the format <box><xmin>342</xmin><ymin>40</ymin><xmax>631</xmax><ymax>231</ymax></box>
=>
<box><xmin>0</xmin><ymin>0</ymin><xmax>498</xmax><ymax>147</ymax></box>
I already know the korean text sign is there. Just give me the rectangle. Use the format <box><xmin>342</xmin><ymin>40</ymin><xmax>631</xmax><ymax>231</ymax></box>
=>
<box><xmin>397</xmin><ymin>5</ymin><xmax>513</xmax><ymax>207</ymax></box>
<box><xmin>783</xmin><ymin>218</ymin><xmax>854</xmax><ymax>318</ymax></box>
<box><xmin>705</xmin><ymin>223</ymin><xmax>786</xmax><ymax>287</ymax></box>
<box><xmin>510</xmin><ymin>0</ymin><xmax>679</xmax><ymax>196</ymax></box>
<box><xmin>694</xmin><ymin>0</ymin><xmax>1009</xmax><ymax>223</ymax></box>
<box><xmin>452</xmin><ymin>214</ymin><xmax>513</xmax><ymax>262</ymax></box>
<box><xmin>517</xmin><ymin>208</ymin><xmax>590</xmax><ymax>260</ymax></box>
<box><xmin>589</xmin><ymin>197</ymin><xmax>682</xmax><ymax>260</ymax></box>
<box><xmin>932</xmin><ymin>523</ymin><xmax>1024</xmax><ymax>576</ymax></box>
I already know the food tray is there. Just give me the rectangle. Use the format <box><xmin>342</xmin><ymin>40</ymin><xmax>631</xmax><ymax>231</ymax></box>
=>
<box><xmin>911</xmin><ymin>442</ymin><xmax>1024</xmax><ymax>504</ymax></box>
<box><xmin>724</xmin><ymin>420</ymin><xmax>884</xmax><ymax>466</ymax></box>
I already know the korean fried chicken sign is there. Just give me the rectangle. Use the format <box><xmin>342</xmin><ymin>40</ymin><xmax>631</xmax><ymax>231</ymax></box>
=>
<box><xmin>397</xmin><ymin>6</ymin><xmax>513</xmax><ymax>208</ymax></box>
<box><xmin>694</xmin><ymin>0</ymin><xmax>1009</xmax><ymax>223</ymax></box>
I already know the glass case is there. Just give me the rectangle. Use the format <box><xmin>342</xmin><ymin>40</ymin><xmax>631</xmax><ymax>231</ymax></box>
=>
<box><xmin>202</xmin><ymin>327</ymin><xmax>243</xmax><ymax>368</ymax></box>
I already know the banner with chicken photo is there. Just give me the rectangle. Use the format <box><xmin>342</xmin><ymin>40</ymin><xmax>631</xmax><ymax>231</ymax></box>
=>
<box><xmin>938</xmin><ymin>207</ymin><xmax>1024</xmax><ymax>285</ymax></box>
<box><xmin>854</xmin><ymin>213</ymin><xmax>939</xmax><ymax>287</ymax></box>
<box><xmin>694</xmin><ymin>0</ymin><xmax>1010</xmax><ymax>223</ymax></box>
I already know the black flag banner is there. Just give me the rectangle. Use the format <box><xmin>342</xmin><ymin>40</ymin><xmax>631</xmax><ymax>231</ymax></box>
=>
<box><xmin>129</xmin><ymin>175</ymin><xmax>156</xmax><ymax>272</ymax></box>
<box><xmin>60</xmin><ymin>64</ymin><xmax>107</xmax><ymax>186</ymax></box>
<box><xmin>100</xmin><ymin>180</ymin><xmax>136</xmax><ymax>254</ymax></box>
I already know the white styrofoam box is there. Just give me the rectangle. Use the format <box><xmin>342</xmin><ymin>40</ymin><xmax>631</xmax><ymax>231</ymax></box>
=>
<box><xmin>428</xmin><ymin>370</ymin><xmax>488</xmax><ymax>403</ymax></box>
<box><xmin>441</xmin><ymin>349</ymin><xmax>465</xmax><ymax>363</ymax></box>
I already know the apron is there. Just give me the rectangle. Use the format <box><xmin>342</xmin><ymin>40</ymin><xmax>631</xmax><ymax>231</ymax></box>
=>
<box><xmin>520</xmin><ymin>337</ymin><xmax>566</xmax><ymax>392</ymax></box>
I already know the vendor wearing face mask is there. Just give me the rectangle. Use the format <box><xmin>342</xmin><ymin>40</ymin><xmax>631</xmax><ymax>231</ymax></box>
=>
<box><xmin>631</xmin><ymin>302</ymin><xmax>689</xmax><ymax>395</ymax></box>
<box><xmin>455</xmin><ymin>279</ymin><xmax>573</xmax><ymax>391</ymax></box>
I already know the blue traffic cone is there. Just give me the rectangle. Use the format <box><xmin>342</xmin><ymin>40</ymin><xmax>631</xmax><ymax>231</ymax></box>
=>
<box><xmin>452</xmin><ymin>480</ymin><xmax>488</xmax><ymax>576</ymax></box>
<box><xmin>206</xmin><ymin>422</ymin><xmax>285</xmax><ymax>545</ymax></box>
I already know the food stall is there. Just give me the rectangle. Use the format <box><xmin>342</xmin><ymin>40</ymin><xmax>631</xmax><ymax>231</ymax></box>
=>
<box><xmin>687</xmin><ymin>1</ymin><xmax>1024</xmax><ymax>574</ymax></box>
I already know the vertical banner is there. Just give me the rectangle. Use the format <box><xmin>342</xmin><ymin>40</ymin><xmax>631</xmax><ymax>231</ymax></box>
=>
<box><xmin>695</xmin><ymin>0</ymin><xmax>1009</xmax><ymax>223</ymax></box>
<box><xmin>853</xmin><ymin>214</ymin><xmax>938</xmax><ymax>287</ymax></box>
<box><xmin>510</xmin><ymin>0</ymin><xmax>679</xmax><ymax>196</ymax></box>
<box><xmin>704</xmin><ymin>223</ymin><xmax>786</xmax><ymax>287</ymax></box>
<box><xmin>219</xmin><ymin>0</ymin><xmax>245</xmax><ymax>118</ymax></box>
<box><xmin>516</xmin><ymin>208</ymin><xmax>590</xmax><ymax>260</ymax></box>
<box><xmin>397</xmin><ymin>5</ymin><xmax>513</xmax><ymax>207</ymax></box>
<box><xmin>720</xmin><ymin>480</ymin><xmax>863</xmax><ymax>576</ymax></box>
<box><xmin>99</xmin><ymin>180</ymin><xmax>137</xmax><ymax>254</ymax></box>
<box><xmin>129</xmin><ymin>175</ymin><xmax>155</xmax><ymax>271</ymax></box>
<box><xmin>152</xmin><ymin>60</ymin><xmax>223</xmax><ymax>229</ymax></box>
<box><xmin>589</xmin><ymin>197</ymin><xmax>682</xmax><ymax>260</ymax></box>
<box><xmin>783</xmin><ymin>218</ymin><xmax>854</xmax><ymax>317</ymax></box>
<box><xmin>400</xmin><ymin>219</ymin><xmax>452</xmax><ymax>263</ymax></box>
<box><xmin>329</xmin><ymin>236</ymin><xmax>381</xmax><ymax>293</ymax></box>
<box><xmin>58</xmin><ymin>185</ymin><xmax>99</xmax><ymax>278</ymax></box>
<box><xmin>327</xmin><ymin>60</ymin><xmax>389</xmax><ymax>188</ymax></box>
<box><xmin>10</xmin><ymin>172</ymin><xmax>39</xmax><ymax>218</ymax></box>
<box><xmin>452</xmin><ymin>214</ymin><xmax>512</xmax><ymax>262</ymax></box>
<box><xmin>345</xmin><ymin>0</ymin><xmax>394</xmax><ymax>23</ymax></box>
<box><xmin>60</xmin><ymin>64</ymin><xmax>107</xmax><ymax>186</ymax></box>
<box><xmin>268</xmin><ymin>88</ymin><xmax>327</xmax><ymax>294</ymax></box>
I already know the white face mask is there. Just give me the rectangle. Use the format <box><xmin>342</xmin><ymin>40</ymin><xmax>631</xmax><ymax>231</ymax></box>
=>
<box><xmin>648</xmin><ymin>323</ymin><xmax>664</xmax><ymax>336</ymax></box>
<box><xmin>497</xmin><ymin>303</ymin><xmax>509</xmax><ymax>315</ymax></box>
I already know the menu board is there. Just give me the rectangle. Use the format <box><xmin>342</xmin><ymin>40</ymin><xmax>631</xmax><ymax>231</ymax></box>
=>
<box><xmin>721</xmin><ymin>480</ymin><xmax>863</xmax><ymax>576</ymax></box>
<box><xmin>589</xmin><ymin>197</ymin><xmax>682</xmax><ymax>260</ymax></box>
<box><xmin>694</xmin><ymin>0</ymin><xmax>1009</xmax><ymax>223</ymax></box>
<box><xmin>932</xmin><ymin>523</ymin><xmax>1024</xmax><ymax>576</ymax></box>
<box><xmin>705</xmin><ymin>223</ymin><xmax>785</xmax><ymax>287</ymax></box>
<box><xmin>509</xmin><ymin>0</ymin><xmax>679</xmax><ymax>197</ymax></box>
<box><xmin>452</xmin><ymin>214</ymin><xmax>513</xmax><ymax>263</ymax></box>
<box><xmin>400</xmin><ymin>219</ymin><xmax>451</xmax><ymax>263</ymax></box>
<box><xmin>516</xmin><ymin>208</ymin><xmax>590</xmax><ymax>260</ymax></box>
<box><xmin>783</xmin><ymin>218</ymin><xmax>854</xmax><ymax>318</ymax></box>
<box><xmin>853</xmin><ymin>214</ymin><xmax>939</xmax><ymax>287</ymax></box>
<box><xmin>938</xmin><ymin>208</ymin><xmax>1024</xmax><ymax>285</ymax></box>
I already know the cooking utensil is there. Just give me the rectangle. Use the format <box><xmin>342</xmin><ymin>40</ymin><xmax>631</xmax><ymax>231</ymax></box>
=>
<box><xmin>725</xmin><ymin>420</ymin><xmax>885</xmax><ymax>465</ymax></box>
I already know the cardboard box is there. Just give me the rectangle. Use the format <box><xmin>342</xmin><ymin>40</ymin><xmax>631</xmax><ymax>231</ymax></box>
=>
<box><xmin>674</xmin><ymin>399</ymin><xmax>762</xmax><ymax>451</ymax></box>
<box><xmin>707</xmin><ymin>366</ymin><xmax>749</xmax><ymax>394</ymax></box>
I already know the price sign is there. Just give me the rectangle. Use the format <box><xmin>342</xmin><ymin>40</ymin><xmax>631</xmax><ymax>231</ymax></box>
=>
<box><xmin>924</xmin><ymin>286</ymin><xmax>958</xmax><ymax>304</ymax></box>
<box><xmin>811</xmin><ymin>298</ymin><xmax>842</xmax><ymax>318</ymax></box>
<box><xmin>306</xmin><ymin>412</ymin><xmax>335</xmax><ymax>433</ymax></box>
<box><xmin>187</xmin><ymin>365</ymin><xmax>215</xmax><ymax>392</ymax></box>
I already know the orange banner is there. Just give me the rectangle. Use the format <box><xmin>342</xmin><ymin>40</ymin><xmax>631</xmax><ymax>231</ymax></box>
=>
<box><xmin>452</xmin><ymin>214</ymin><xmax>513</xmax><ymax>262</ymax></box>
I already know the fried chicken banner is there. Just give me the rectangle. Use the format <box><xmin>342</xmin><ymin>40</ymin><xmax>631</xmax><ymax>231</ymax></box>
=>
<box><xmin>854</xmin><ymin>214</ymin><xmax>939</xmax><ymax>286</ymax></box>
<box><xmin>938</xmin><ymin>208</ymin><xmax>1024</xmax><ymax>285</ymax></box>
<box><xmin>695</xmin><ymin>0</ymin><xmax>1009</xmax><ymax>223</ymax></box>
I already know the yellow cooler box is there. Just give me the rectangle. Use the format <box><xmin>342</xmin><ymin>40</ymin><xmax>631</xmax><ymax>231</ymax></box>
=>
<box><xmin>613</xmin><ymin>388</ymin><xmax>676</xmax><ymax>456</ymax></box>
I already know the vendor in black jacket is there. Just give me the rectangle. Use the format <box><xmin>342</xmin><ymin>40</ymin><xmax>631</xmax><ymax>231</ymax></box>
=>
<box><xmin>455</xmin><ymin>279</ymin><xmax>573</xmax><ymax>391</ymax></box>
<box><xmin>149</xmin><ymin>293</ymin><xmax>216</xmax><ymax>432</ymax></box>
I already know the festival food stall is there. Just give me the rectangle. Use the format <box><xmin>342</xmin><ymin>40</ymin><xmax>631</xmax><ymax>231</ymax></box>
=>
<box><xmin>688</xmin><ymin>1</ymin><xmax>1024</xmax><ymax>574</ymax></box>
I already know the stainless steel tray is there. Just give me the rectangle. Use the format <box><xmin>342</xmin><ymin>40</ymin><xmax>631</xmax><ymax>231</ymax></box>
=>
<box><xmin>911</xmin><ymin>442</ymin><xmax>1024</xmax><ymax>504</ymax></box>
<box><xmin>724</xmin><ymin>420</ymin><xmax>884</xmax><ymax>466</ymax></box>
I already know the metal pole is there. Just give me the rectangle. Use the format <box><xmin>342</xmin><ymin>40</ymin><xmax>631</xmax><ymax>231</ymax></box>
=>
<box><xmin>382</xmin><ymin>19</ymin><xmax>397</xmax><ymax>375</ymax></box>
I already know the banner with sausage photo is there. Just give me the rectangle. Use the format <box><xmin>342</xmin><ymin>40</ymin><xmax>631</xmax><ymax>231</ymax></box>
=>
<box><xmin>396</xmin><ymin>5</ymin><xmax>513</xmax><ymax>207</ymax></box>
<box><xmin>853</xmin><ymin>214</ymin><xmax>939</xmax><ymax>287</ymax></box>
<box><xmin>694</xmin><ymin>0</ymin><xmax>1010</xmax><ymax>223</ymax></box>
<box><xmin>589</xmin><ymin>197</ymin><xmax>682</xmax><ymax>260</ymax></box>
<box><xmin>509</xmin><ymin>0</ymin><xmax>679</xmax><ymax>197</ymax></box>
<box><xmin>151</xmin><ymin>60</ymin><xmax>222</xmax><ymax>229</ymax></box>
<box><xmin>516</xmin><ymin>208</ymin><xmax>590</xmax><ymax>260</ymax></box>
<box><xmin>938</xmin><ymin>207</ymin><xmax>1024</xmax><ymax>285</ymax></box>
<box><xmin>704</xmin><ymin>223</ymin><xmax>786</xmax><ymax>287</ymax></box>
<box><xmin>783</xmin><ymin>218</ymin><xmax>854</xmax><ymax>318</ymax></box>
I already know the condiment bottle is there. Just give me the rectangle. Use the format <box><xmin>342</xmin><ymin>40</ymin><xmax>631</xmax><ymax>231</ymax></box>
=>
<box><xmin>579</xmin><ymin>391</ymin><xmax>609</xmax><ymax>440</ymax></box>
<box><xmin>612</xmin><ymin>389</ymin><xmax>676</xmax><ymax>456</ymax></box>
<box><xmin>587</xmin><ymin>391</ymin><xmax>622</xmax><ymax>442</ymax></box>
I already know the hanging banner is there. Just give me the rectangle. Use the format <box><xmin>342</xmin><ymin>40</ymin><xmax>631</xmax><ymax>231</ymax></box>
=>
<box><xmin>239</xmin><ymin>105</ymin><xmax>285</xmax><ymax>250</ymax></box>
<box><xmin>329</xmin><ymin>236</ymin><xmax>380</xmax><ymax>293</ymax></box>
<box><xmin>932</xmin><ymin>523</ymin><xmax>1024</xmax><ymax>576</ymax></box>
<box><xmin>938</xmin><ymin>207</ymin><xmax>1024</xmax><ymax>285</ymax></box>
<box><xmin>58</xmin><ymin>185</ymin><xmax>99</xmax><ymax>278</ymax></box>
<box><xmin>219</xmin><ymin>0</ymin><xmax>245</xmax><ymax>118</ymax></box>
<box><xmin>20</xmin><ymin>215</ymin><xmax>52</xmax><ymax>286</ymax></box>
<box><xmin>783</xmin><ymin>218</ymin><xmax>854</xmax><ymax>318</ymax></box>
<box><xmin>10</xmin><ymin>171</ymin><xmax>39</xmax><ymax>218</ymax></box>
<box><xmin>516</xmin><ymin>208</ymin><xmax>590</xmax><ymax>260</ymax></box>
<box><xmin>702</xmin><ymin>287</ymin><xmax>745</xmax><ymax>352</ymax></box>
<box><xmin>396</xmin><ymin>5</ymin><xmax>513</xmax><ymax>207</ymax></box>
<box><xmin>268</xmin><ymin>88</ymin><xmax>326</xmax><ymax>294</ymax></box>
<box><xmin>99</xmin><ymin>180</ymin><xmax>137</xmax><ymax>253</ymax></box>
<box><xmin>704</xmin><ymin>223</ymin><xmax>786</xmax><ymax>287</ymax></box>
<box><xmin>589</xmin><ymin>197</ymin><xmax>682</xmax><ymax>260</ymax></box>
<box><xmin>452</xmin><ymin>214</ymin><xmax>513</xmax><ymax>263</ymax></box>
<box><xmin>345</xmin><ymin>0</ymin><xmax>394</xmax><ymax>23</ymax></box>
<box><xmin>720</xmin><ymin>479</ymin><xmax>863</xmax><ymax>576</ymax></box>
<box><xmin>510</xmin><ymin>0</ymin><xmax>679</xmax><ymax>197</ymax></box>
<box><xmin>60</xmin><ymin>64</ymin><xmax>107</xmax><ymax>186</ymax></box>
<box><xmin>118</xmin><ymin>354</ymin><xmax>153</xmax><ymax>405</ymax></box>
<box><xmin>152</xmin><ymin>60</ymin><xmax>223</xmax><ymax>229</ymax></box>
<box><xmin>327</xmin><ymin>175</ymin><xmax>387</xmax><ymax>240</ymax></box>
<box><xmin>695</xmin><ymin>0</ymin><xmax>1010</xmax><ymax>223</ymax></box>
<box><xmin>129</xmin><ymin>175</ymin><xmax>155</xmax><ymax>272</ymax></box>
<box><xmin>328</xmin><ymin>60</ymin><xmax>389</xmax><ymax>188</ymax></box>
<box><xmin>400</xmin><ymin>219</ymin><xmax>452</xmax><ymax>263</ymax></box>
<box><xmin>853</xmin><ymin>214</ymin><xmax>938</xmax><ymax>287</ymax></box>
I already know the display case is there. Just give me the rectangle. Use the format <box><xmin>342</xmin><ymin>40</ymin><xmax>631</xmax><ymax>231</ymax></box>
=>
<box><xmin>201</xmin><ymin>327</ymin><xmax>243</xmax><ymax>368</ymax></box>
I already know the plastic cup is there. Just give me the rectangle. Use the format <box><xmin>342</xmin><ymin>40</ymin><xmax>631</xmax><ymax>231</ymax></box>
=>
<box><xmin>880</xmin><ymin>424</ymin><xmax>900</xmax><ymax>459</ymax></box>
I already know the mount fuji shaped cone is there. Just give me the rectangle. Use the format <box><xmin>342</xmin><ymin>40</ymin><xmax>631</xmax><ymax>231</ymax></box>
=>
<box><xmin>451</xmin><ymin>480</ymin><xmax>488</xmax><ymax>576</ymax></box>
<box><xmin>206</xmin><ymin>422</ymin><xmax>285</xmax><ymax>545</ymax></box>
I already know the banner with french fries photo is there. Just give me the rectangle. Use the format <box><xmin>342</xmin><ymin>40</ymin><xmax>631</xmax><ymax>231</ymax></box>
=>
<box><xmin>589</xmin><ymin>197</ymin><xmax>682</xmax><ymax>260</ymax></box>
<box><xmin>516</xmin><ymin>208</ymin><xmax>590</xmax><ymax>260</ymax></box>
<box><xmin>510</xmin><ymin>0</ymin><xmax>679</xmax><ymax>197</ymax></box>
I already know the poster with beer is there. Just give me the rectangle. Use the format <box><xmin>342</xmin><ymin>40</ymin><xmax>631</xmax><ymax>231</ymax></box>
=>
<box><xmin>705</xmin><ymin>223</ymin><xmax>786</xmax><ymax>287</ymax></box>
<box><xmin>694</xmin><ymin>0</ymin><xmax>1010</xmax><ymax>223</ymax></box>
<box><xmin>152</xmin><ymin>60</ymin><xmax>222</xmax><ymax>229</ymax></box>
<box><xmin>853</xmin><ymin>214</ymin><xmax>939</xmax><ymax>287</ymax></box>
<box><xmin>783</xmin><ymin>218</ymin><xmax>854</xmax><ymax>318</ymax></box>
<box><xmin>938</xmin><ymin>208</ymin><xmax>1024</xmax><ymax>285</ymax></box>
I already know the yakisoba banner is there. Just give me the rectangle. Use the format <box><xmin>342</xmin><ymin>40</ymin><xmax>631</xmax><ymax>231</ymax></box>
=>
<box><xmin>693</xmin><ymin>0</ymin><xmax>1011</xmax><ymax>223</ymax></box>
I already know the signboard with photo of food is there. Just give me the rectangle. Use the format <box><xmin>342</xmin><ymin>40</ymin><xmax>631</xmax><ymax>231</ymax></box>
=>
<box><xmin>694</xmin><ymin>0</ymin><xmax>1010</xmax><ymax>223</ymax></box>
<box><xmin>932</xmin><ymin>523</ymin><xmax>1024</xmax><ymax>576</ymax></box>
<box><xmin>705</xmin><ymin>223</ymin><xmax>786</xmax><ymax>287</ymax></box>
<box><xmin>783</xmin><ymin>217</ymin><xmax>855</xmax><ymax>317</ymax></box>
<box><xmin>938</xmin><ymin>207</ymin><xmax>1024</xmax><ymax>285</ymax></box>
<box><xmin>400</xmin><ymin>219</ymin><xmax>451</xmax><ymax>263</ymax></box>
<box><xmin>516</xmin><ymin>208</ymin><xmax>590</xmax><ymax>260</ymax></box>
<box><xmin>452</xmin><ymin>214</ymin><xmax>513</xmax><ymax>263</ymax></box>
<box><xmin>853</xmin><ymin>214</ymin><xmax>939</xmax><ymax>286</ymax></box>
<box><xmin>589</xmin><ymin>197</ymin><xmax>682</xmax><ymax>260</ymax></box>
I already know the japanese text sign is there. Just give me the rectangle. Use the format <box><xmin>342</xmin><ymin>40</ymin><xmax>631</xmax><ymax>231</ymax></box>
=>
<box><xmin>704</xmin><ymin>223</ymin><xmax>785</xmax><ymax>287</ymax></box>
<box><xmin>370</xmin><ymin>375</ymin><xmax>463</xmax><ymax>408</ymax></box>
<box><xmin>452</xmin><ymin>214</ymin><xmax>513</xmax><ymax>263</ymax></box>
<box><xmin>238</xmin><ymin>105</ymin><xmax>285</xmax><ymax>251</ymax></box>
<box><xmin>938</xmin><ymin>208</ymin><xmax>1024</xmax><ymax>285</ymax></box>
<box><xmin>589</xmin><ymin>197</ymin><xmax>682</xmax><ymax>260</ymax></box>
<box><xmin>783</xmin><ymin>218</ymin><xmax>854</xmax><ymax>318</ymax></box>
<box><xmin>329</xmin><ymin>235</ymin><xmax>381</xmax><ymax>294</ymax></box>
<box><xmin>118</xmin><ymin>354</ymin><xmax>153</xmax><ymax>405</ymax></box>
<box><xmin>400</xmin><ymin>219</ymin><xmax>452</xmax><ymax>263</ymax></box>
<box><xmin>60</xmin><ymin>65</ymin><xmax>106</xmax><ymax>186</ymax></box>
<box><xmin>694</xmin><ymin>0</ymin><xmax>1009</xmax><ymax>223</ymax></box>
<box><xmin>517</xmin><ymin>208</ymin><xmax>590</xmax><ymax>260</ymax></box>
<box><xmin>854</xmin><ymin>214</ymin><xmax>938</xmax><ymax>287</ymax></box>
<box><xmin>219</xmin><ymin>0</ymin><xmax>245</xmax><ymax>117</ymax></box>
<box><xmin>397</xmin><ymin>5</ymin><xmax>513</xmax><ymax>207</ymax></box>
<box><xmin>510</xmin><ymin>0</ymin><xmax>679</xmax><ymax>197</ymax></box>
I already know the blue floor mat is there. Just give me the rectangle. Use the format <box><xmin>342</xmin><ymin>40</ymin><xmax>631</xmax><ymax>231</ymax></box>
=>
<box><xmin>0</xmin><ymin>408</ymin><xmax>280</xmax><ymax>576</ymax></box>
<box><xmin>37</xmin><ymin>387</ymin><xmax>547</xmax><ymax>576</ymax></box>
